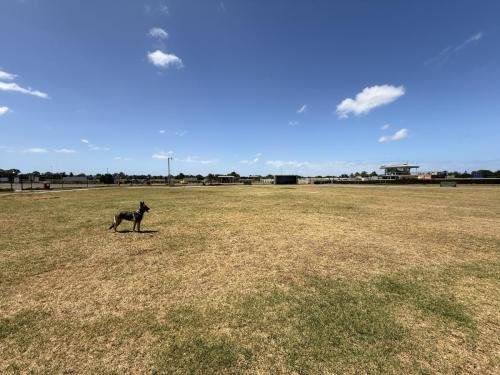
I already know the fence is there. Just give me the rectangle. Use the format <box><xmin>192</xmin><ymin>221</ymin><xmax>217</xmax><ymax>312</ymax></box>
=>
<box><xmin>0</xmin><ymin>178</ymin><xmax>109</xmax><ymax>192</ymax></box>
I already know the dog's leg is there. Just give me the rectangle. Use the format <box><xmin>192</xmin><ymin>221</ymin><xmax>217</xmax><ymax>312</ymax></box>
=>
<box><xmin>133</xmin><ymin>221</ymin><xmax>136</xmax><ymax>232</ymax></box>
<box><xmin>114</xmin><ymin>216</ymin><xmax>121</xmax><ymax>232</ymax></box>
<box><xmin>137</xmin><ymin>221</ymin><xmax>141</xmax><ymax>233</ymax></box>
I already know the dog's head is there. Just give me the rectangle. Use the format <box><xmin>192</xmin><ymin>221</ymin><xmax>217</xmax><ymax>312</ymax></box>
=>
<box><xmin>140</xmin><ymin>201</ymin><xmax>150</xmax><ymax>213</ymax></box>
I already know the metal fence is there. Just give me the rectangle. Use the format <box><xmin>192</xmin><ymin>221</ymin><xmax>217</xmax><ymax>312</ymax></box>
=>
<box><xmin>0</xmin><ymin>179</ymin><xmax>109</xmax><ymax>192</ymax></box>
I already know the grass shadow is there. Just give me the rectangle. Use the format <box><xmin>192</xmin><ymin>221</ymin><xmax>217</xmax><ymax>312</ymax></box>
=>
<box><xmin>114</xmin><ymin>229</ymin><xmax>158</xmax><ymax>234</ymax></box>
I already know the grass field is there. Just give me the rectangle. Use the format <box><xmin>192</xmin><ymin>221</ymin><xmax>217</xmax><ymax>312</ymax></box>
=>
<box><xmin>1</xmin><ymin>185</ymin><xmax>499</xmax><ymax>374</ymax></box>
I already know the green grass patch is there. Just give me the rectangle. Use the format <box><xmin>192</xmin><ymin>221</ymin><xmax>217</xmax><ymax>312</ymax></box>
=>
<box><xmin>153</xmin><ymin>277</ymin><xmax>409</xmax><ymax>374</ymax></box>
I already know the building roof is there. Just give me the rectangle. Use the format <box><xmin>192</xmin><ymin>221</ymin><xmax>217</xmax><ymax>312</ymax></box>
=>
<box><xmin>380</xmin><ymin>163</ymin><xmax>419</xmax><ymax>169</ymax></box>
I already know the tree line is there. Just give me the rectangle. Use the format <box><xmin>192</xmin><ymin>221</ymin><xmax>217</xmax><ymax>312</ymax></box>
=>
<box><xmin>1</xmin><ymin>168</ymin><xmax>500</xmax><ymax>182</ymax></box>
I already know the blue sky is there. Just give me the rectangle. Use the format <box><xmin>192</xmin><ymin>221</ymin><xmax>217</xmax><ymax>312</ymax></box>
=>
<box><xmin>1</xmin><ymin>0</ymin><xmax>499</xmax><ymax>175</ymax></box>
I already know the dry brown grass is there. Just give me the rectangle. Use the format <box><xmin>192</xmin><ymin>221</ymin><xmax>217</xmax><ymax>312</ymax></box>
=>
<box><xmin>0</xmin><ymin>185</ymin><xmax>499</xmax><ymax>373</ymax></box>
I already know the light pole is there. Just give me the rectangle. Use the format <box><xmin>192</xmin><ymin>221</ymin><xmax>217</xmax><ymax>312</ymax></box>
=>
<box><xmin>167</xmin><ymin>157</ymin><xmax>173</xmax><ymax>185</ymax></box>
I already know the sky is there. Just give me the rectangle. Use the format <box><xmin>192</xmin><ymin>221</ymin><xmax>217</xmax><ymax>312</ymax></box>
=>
<box><xmin>1</xmin><ymin>0</ymin><xmax>499</xmax><ymax>176</ymax></box>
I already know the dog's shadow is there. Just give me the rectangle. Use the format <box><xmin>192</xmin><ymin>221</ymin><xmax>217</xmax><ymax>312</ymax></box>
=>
<box><xmin>115</xmin><ymin>229</ymin><xmax>158</xmax><ymax>234</ymax></box>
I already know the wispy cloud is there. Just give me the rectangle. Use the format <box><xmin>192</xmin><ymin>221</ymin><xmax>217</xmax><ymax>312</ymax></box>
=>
<box><xmin>240</xmin><ymin>153</ymin><xmax>262</xmax><ymax>164</ymax></box>
<box><xmin>336</xmin><ymin>85</ymin><xmax>405</xmax><ymax>118</ymax></box>
<box><xmin>80</xmin><ymin>139</ymin><xmax>109</xmax><ymax>151</ymax></box>
<box><xmin>288</xmin><ymin>121</ymin><xmax>299</xmax><ymax>127</ymax></box>
<box><xmin>219</xmin><ymin>2</ymin><xmax>226</xmax><ymax>12</ymax></box>
<box><xmin>152</xmin><ymin>150</ymin><xmax>174</xmax><ymax>159</ymax></box>
<box><xmin>26</xmin><ymin>147</ymin><xmax>48</xmax><ymax>153</ymax></box>
<box><xmin>113</xmin><ymin>156</ymin><xmax>131</xmax><ymax>161</ymax></box>
<box><xmin>266</xmin><ymin>160</ymin><xmax>380</xmax><ymax>174</ymax></box>
<box><xmin>297</xmin><ymin>104</ymin><xmax>307</xmax><ymax>114</ymax></box>
<box><xmin>0</xmin><ymin>70</ymin><xmax>17</xmax><ymax>81</ymax></box>
<box><xmin>0</xmin><ymin>81</ymin><xmax>49</xmax><ymax>99</ymax></box>
<box><xmin>54</xmin><ymin>148</ymin><xmax>76</xmax><ymax>153</ymax></box>
<box><xmin>381</xmin><ymin>123</ymin><xmax>390</xmax><ymax>130</ymax></box>
<box><xmin>145</xmin><ymin>1</ymin><xmax>169</xmax><ymax>15</ymax></box>
<box><xmin>175</xmin><ymin>130</ymin><xmax>188</xmax><ymax>137</ymax></box>
<box><xmin>425</xmin><ymin>32</ymin><xmax>484</xmax><ymax>67</ymax></box>
<box><xmin>159</xmin><ymin>129</ymin><xmax>166</xmax><ymax>134</ymax></box>
<box><xmin>147</xmin><ymin>50</ymin><xmax>184</xmax><ymax>69</ymax></box>
<box><xmin>176</xmin><ymin>156</ymin><xmax>218</xmax><ymax>164</ymax></box>
<box><xmin>455</xmin><ymin>32</ymin><xmax>483</xmax><ymax>52</ymax></box>
<box><xmin>149</xmin><ymin>27</ymin><xmax>168</xmax><ymax>40</ymax></box>
<box><xmin>0</xmin><ymin>106</ymin><xmax>10</xmax><ymax>116</ymax></box>
<box><xmin>159</xmin><ymin>2</ymin><xmax>169</xmax><ymax>15</ymax></box>
<box><xmin>266</xmin><ymin>160</ymin><xmax>310</xmax><ymax>169</ymax></box>
<box><xmin>88</xmin><ymin>145</ymin><xmax>110</xmax><ymax>151</ymax></box>
<box><xmin>378</xmin><ymin>128</ymin><xmax>409</xmax><ymax>143</ymax></box>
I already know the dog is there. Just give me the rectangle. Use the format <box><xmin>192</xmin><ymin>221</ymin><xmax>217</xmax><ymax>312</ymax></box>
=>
<box><xmin>108</xmin><ymin>201</ymin><xmax>150</xmax><ymax>232</ymax></box>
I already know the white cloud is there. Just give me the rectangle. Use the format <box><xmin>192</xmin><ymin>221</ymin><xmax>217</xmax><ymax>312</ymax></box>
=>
<box><xmin>175</xmin><ymin>130</ymin><xmax>188</xmax><ymax>137</ymax></box>
<box><xmin>266</xmin><ymin>160</ymin><xmax>381</xmax><ymax>174</ymax></box>
<box><xmin>0</xmin><ymin>70</ymin><xmax>17</xmax><ymax>81</ymax></box>
<box><xmin>88</xmin><ymin>144</ymin><xmax>110</xmax><ymax>151</ymax></box>
<box><xmin>113</xmin><ymin>156</ymin><xmax>131</xmax><ymax>161</ymax></box>
<box><xmin>149</xmin><ymin>27</ymin><xmax>168</xmax><ymax>40</ymax></box>
<box><xmin>289</xmin><ymin>121</ymin><xmax>299</xmax><ymax>127</ymax></box>
<box><xmin>0</xmin><ymin>106</ymin><xmax>10</xmax><ymax>116</ymax></box>
<box><xmin>426</xmin><ymin>32</ymin><xmax>484</xmax><ymax>67</ymax></box>
<box><xmin>336</xmin><ymin>85</ymin><xmax>405</xmax><ymax>118</ymax></box>
<box><xmin>152</xmin><ymin>150</ymin><xmax>174</xmax><ymax>159</ymax></box>
<box><xmin>80</xmin><ymin>139</ymin><xmax>109</xmax><ymax>150</ymax></box>
<box><xmin>159</xmin><ymin>2</ymin><xmax>169</xmax><ymax>15</ymax></box>
<box><xmin>26</xmin><ymin>148</ymin><xmax>48</xmax><ymax>153</ymax></box>
<box><xmin>297</xmin><ymin>104</ymin><xmax>307</xmax><ymax>114</ymax></box>
<box><xmin>240</xmin><ymin>153</ymin><xmax>262</xmax><ymax>164</ymax></box>
<box><xmin>147</xmin><ymin>50</ymin><xmax>183</xmax><ymax>69</ymax></box>
<box><xmin>381</xmin><ymin>123</ymin><xmax>390</xmax><ymax>130</ymax></box>
<box><xmin>145</xmin><ymin>2</ymin><xmax>169</xmax><ymax>15</ymax></box>
<box><xmin>378</xmin><ymin>128</ymin><xmax>409</xmax><ymax>143</ymax></box>
<box><xmin>455</xmin><ymin>32</ymin><xmax>483</xmax><ymax>52</ymax></box>
<box><xmin>176</xmin><ymin>156</ymin><xmax>218</xmax><ymax>164</ymax></box>
<box><xmin>266</xmin><ymin>160</ymin><xmax>310</xmax><ymax>168</ymax></box>
<box><xmin>159</xmin><ymin>129</ymin><xmax>166</xmax><ymax>134</ymax></box>
<box><xmin>54</xmin><ymin>148</ymin><xmax>76</xmax><ymax>153</ymax></box>
<box><xmin>0</xmin><ymin>81</ymin><xmax>49</xmax><ymax>99</ymax></box>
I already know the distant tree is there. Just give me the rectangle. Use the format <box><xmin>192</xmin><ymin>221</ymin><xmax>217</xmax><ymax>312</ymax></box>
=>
<box><xmin>100</xmin><ymin>173</ymin><xmax>114</xmax><ymax>184</ymax></box>
<box><xmin>370</xmin><ymin>171</ymin><xmax>378</xmax><ymax>177</ymax></box>
<box><xmin>175</xmin><ymin>173</ymin><xmax>185</xmax><ymax>180</ymax></box>
<box><xmin>228</xmin><ymin>171</ymin><xmax>240</xmax><ymax>178</ymax></box>
<box><xmin>476</xmin><ymin>170</ymin><xmax>494</xmax><ymax>178</ymax></box>
<box><xmin>196</xmin><ymin>174</ymin><xmax>203</xmax><ymax>181</ymax></box>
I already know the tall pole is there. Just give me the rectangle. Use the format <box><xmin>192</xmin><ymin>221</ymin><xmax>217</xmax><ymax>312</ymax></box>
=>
<box><xmin>167</xmin><ymin>157</ymin><xmax>172</xmax><ymax>185</ymax></box>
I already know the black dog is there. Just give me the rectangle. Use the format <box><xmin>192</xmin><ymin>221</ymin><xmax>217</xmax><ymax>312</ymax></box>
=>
<box><xmin>108</xmin><ymin>201</ymin><xmax>150</xmax><ymax>232</ymax></box>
